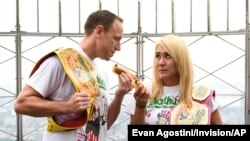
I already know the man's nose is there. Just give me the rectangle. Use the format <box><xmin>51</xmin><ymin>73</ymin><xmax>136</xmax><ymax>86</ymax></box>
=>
<box><xmin>115</xmin><ymin>44</ymin><xmax>121</xmax><ymax>51</ymax></box>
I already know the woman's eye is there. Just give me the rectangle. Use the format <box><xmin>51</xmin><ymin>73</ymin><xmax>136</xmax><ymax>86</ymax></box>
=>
<box><xmin>164</xmin><ymin>53</ymin><xmax>172</xmax><ymax>59</ymax></box>
<box><xmin>155</xmin><ymin>54</ymin><xmax>160</xmax><ymax>59</ymax></box>
<box><xmin>165</xmin><ymin>54</ymin><xmax>171</xmax><ymax>59</ymax></box>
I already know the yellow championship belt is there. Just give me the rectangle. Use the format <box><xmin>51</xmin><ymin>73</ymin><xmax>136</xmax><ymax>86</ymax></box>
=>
<box><xmin>170</xmin><ymin>86</ymin><xmax>212</xmax><ymax>124</ymax></box>
<box><xmin>30</xmin><ymin>48</ymin><xmax>99</xmax><ymax>132</ymax></box>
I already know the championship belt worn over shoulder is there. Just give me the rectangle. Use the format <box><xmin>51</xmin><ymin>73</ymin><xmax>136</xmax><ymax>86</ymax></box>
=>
<box><xmin>170</xmin><ymin>85</ymin><xmax>215</xmax><ymax>125</ymax></box>
<box><xmin>30</xmin><ymin>48</ymin><xmax>99</xmax><ymax>132</ymax></box>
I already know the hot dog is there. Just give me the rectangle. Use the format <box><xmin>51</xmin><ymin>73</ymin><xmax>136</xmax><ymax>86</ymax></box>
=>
<box><xmin>112</xmin><ymin>64</ymin><xmax>143</xmax><ymax>88</ymax></box>
<box><xmin>131</xmin><ymin>79</ymin><xmax>143</xmax><ymax>89</ymax></box>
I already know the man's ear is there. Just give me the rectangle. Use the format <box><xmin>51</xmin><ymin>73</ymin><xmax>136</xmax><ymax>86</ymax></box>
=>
<box><xmin>95</xmin><ymin>25</ymin><xmax>104</xmax><ymax>36</ymax></box>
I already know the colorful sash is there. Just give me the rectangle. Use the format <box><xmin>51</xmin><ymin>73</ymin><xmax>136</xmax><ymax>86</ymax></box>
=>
<box><xmin>30</xmin><ymin>48</ymin><xmax>99</xmax><ymax>132</ymax></box>
<box><xmin>170</xmin><ymin>85</ymin><xmax>214</xmax><ymax>124</ymax></box>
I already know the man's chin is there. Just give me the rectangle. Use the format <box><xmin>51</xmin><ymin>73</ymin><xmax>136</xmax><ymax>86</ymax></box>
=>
<box><xmin>102</xmin><ymin>57</ymin><xmax>110</xmax><ymax>61</ymax></box>
<box><xmin>106</xmin><ymin>55</ymin><xmax>113</xmax><ymax>61</ymax></box>
<box><xmin>99</xmin><ymin>56</ymin><xmax>110</xmax><ymax>61</ymax></box>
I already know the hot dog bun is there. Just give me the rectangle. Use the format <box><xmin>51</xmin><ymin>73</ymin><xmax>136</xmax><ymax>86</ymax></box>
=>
<box><xmin>132</xmin><ymin>79</ymin><xmax>143</xmax><ymax>88</ymax></box>
<box><xmin>112</xmin><ymin>64</ymin><xmax>138</xmax><ymax>80</ymax></box>
<box><xmin>113</xmin><ymin>64</ymin><xmax>143</xmax><ymax>88</ymax></box>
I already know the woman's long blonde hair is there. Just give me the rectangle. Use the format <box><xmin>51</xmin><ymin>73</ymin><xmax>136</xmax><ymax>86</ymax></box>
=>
<box><xmin>150</xmin><ymin>35</ymin><xmax>194</xmax><ymax>108</ymax></box>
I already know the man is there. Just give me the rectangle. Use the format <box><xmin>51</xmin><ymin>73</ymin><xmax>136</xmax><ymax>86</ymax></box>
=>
<box><xmin>14</xmin><ymin>10</ymin><xmax>135</xmax><ymax>141</ymax></box>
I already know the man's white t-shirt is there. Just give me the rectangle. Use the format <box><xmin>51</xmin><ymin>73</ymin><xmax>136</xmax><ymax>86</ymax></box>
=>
<box><xmin>125</xmin><ymin>84</ymin><xmax>219</xmax><ymax>125</ymax></box>
<box><xmin>26</xmin><ymin>46</ymin><xmax>110</xmax><ymax>141</ymax></box>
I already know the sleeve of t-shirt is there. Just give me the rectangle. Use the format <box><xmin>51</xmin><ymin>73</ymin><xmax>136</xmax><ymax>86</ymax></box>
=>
<box><xmin>211</xmin><ymin>96</ymin><xmax>220</xmax><ymax>112</ymax></box>
<box><xmin>124</xmin><ymin>92</ymin><xmax>136</xmax><ymax>115</ymax></box>
<box><xmin>26</xmin><ymin>55</ymin><xmax>65</xmax><ymax>98</ymax></box>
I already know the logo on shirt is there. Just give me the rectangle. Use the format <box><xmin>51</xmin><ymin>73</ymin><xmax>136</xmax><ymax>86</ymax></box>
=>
<box><xmin>148</xmin><ymin>96</ymin><xmax>179</xmax><ymax>109</ymax></box>
<box><xmin>156</xmin><ymin>110</ymin><xmax>171</xmax><ymax>125</ymax></box>
<box><xmin>97</xmin><ymin>75</ymin><xmax>106</xmax><ymax>90</ymax></box>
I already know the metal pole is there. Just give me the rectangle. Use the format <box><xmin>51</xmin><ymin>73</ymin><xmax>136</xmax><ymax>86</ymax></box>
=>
<box><xmin>59</xmin><ymin>0</ymin><xmax>62</xmax><ymax>36</ymax></box>
<box><xmin>99</xmin><ymin>0</ymin><xmax>102</xmax><ymax>10</ymax></box>
<box><xmin>190</xmin><ymin>0</ymin><xmax>193</xmax><ymax>32</ymax></box>
<box><xmin>15</xmin><ymin>0</ymin><xmax>23</xmax><ymax>140</ymax></box>
<box><xmin>137</xmin><ymin>0</ymin><xmax>144</xmax><ymax>81</ymax></box>
<box><xmin>155</xmin><ymin>0</ymin><xmax>158</xmax><ymax>33</ymax></box>
<box><xmin>207</xmin><ymin>0</ymin><xmax>211</xmax><ymax>32</ymax></box>
<box><xmin>37</xmin><ymin>0</ymin><xmax>39</xmax><ymax>32</ymax></box>
<box><xmin>171</xmin><ymin>0</ymin><xmax>175</xmax><ymax>33</ymax></box>
<box><xmin>137</xmin><ymin>0</ymin><xmax>141</xmax><ymax>78</ymax></box>
<box><xmin>227</xmin><ymin>0</ymin><xmax>229</xmax><ymax>31</ymax></box>
<box><xmin>245</xmin><ymin>0</ymin><xmax>250</xmax><ymax>124</ymax></box>
<box><xmin>117</xmin><ymin>0</ymin><xmax>120</xmax><ymax>16</ymax></box>
<box><xmin>78</xmin><ymin>0</ymin><xmax>81</xmax><ymax>33</ymax></box>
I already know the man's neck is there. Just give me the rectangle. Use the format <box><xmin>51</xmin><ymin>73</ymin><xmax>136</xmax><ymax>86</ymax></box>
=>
<box><xmin>80</xmin><ymin>37</ymin><xmax>96</xmax><ymax>60</ymax></box>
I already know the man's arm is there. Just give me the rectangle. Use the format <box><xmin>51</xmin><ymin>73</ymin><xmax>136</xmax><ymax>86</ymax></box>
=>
<box><xmin>107</xmin><ymin>82</ymin><xmax>150</xmax><ymax>128</ymax></box>
<box><xmin>107</xmin><ymin>89</ymin><xmax>125</xmax><ymax>129</ymax></box>
<box><xmin>106</xmin><ymin>72</ymin><xmax>133</xmax><ymax>129</ymax></box>
<box><xmin>14</xmin><ymin>84</ymin><xmax>91</xmax><ymax>117</ymax></box>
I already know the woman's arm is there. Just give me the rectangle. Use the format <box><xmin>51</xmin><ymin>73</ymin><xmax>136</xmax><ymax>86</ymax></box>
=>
<box><xmin>211</xmin><ymin>108</ymin><xmax>223</xmax><ymax>124</ymax></box>
<box><xmin>130</xmin><ymin>106</ymin><xmax>147</xmax><ymax>124</ymax></box>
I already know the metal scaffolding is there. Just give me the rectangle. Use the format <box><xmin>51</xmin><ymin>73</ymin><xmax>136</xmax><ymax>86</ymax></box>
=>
<box><xmin>0</xmin><ymin>0</ymin><xmax>249</xmax><ymax>140</ymax></box>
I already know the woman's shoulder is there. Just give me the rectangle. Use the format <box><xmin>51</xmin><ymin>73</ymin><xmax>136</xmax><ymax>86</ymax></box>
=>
<box><xmin>192</xmin><ymin>85</ymin><xmax>215</xmax><ymax>101</ymax></box>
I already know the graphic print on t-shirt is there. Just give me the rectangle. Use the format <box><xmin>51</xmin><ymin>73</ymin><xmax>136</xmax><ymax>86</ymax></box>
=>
<box><xmin>146</xmin><ymin>96</ymin><xmax>179</xmax><ymax>125</ymax></box>
<box><xmin>84</xmin><ymin>74</ymin><xmax>108</xmax><ymax>141</ymax></box>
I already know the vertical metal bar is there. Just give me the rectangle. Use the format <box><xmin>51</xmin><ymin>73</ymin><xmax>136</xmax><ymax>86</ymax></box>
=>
<box><xmin>78</xmin><ymin>0</ymin><xmax>81</xmax><ymax>33</ymax></box>
<box><xmin>207</xmin><ymin>0</ymin><xmax>211</xmax><ymax>32</ymax></box>
<box><xmin>227</xmin><ymin>0</ymin><xmax>229</xmax><ymax>30</ymax></box>
<box><xmin>245</xmin><ymin>0</ymin><xmax>250</xmax><ymax>124</ymax></box>
<box><xmin>36</xmin><ymin>0</ymin><xmax>39</xmax><ymax>32</ymax></box>
<box><xmin>138</xmin><ymin>0</ymin><xmax>141</xmax><ymax>34</ymax></box>
<box><xmin>15</xmin><ymin>0</ymin><xmax>23</xmax><ymax>140</ymax></box>
<box><xmin>171</xmin><ymin>0</ymin><xmax>175</xmax><ymax>33</ymax></box>
<box><xmin>117</xmin><ymin>0</ymin><xmax>120</xmax><ymax>16</ymax></box>
<box><xmin>99</xmin><ymin>0</ymin><xmax>102</xmax><ymax>10</ymax></box>
<box><xmin>155</xmin><ymin>0</ymin><xmax>158</xmax><ymax>33</ymax></box>
<box><xmin>190</xmin><ymin>0</ymin><xmax>193</xmax><ymax>32</ymax></box>
<box><xmin>58</xmin><ymin>0</ymin><xmax>62</xmax><ymax>35</ymax></box>
<box><xmin>137</xmin><ymin>0</ymin><xmax>143</xmax><ymax>81</ymax></box>
<box><xmin>138</xmin><ymin>35</ymin><xmax>144</xmax><ymax>82</ymax></box>
<box><xmin>137</xmin><ymin>0</ymin><xmax>140</xmax><ymax>79</ymax></box>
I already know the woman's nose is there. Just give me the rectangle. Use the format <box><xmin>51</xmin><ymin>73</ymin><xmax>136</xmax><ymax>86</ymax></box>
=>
<box><xmin>159</xmin><ymin>57</ymin><xmax>166</xmax><ymax>65</ymax></box>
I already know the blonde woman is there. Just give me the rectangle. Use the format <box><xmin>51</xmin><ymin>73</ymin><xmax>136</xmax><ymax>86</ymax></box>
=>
<box><xmin>125</xmin><ymin>35</ymin><xmax>222</xmax><ymax>125</ymax></box>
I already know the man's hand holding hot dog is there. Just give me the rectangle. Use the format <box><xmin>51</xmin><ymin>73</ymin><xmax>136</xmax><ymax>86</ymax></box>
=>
<box><xmin>113</xmin><ymin>64</ymin><xmax>143</xmax><ymax>88</ymax></box>
<box><xmin>108</xmin><ymin>64</ymin><xmax>135</xmax><ymax>129</ymax></box>
<box><xmin>112</xmin><ymin>64</ymin><xmax>150</xmax><ymax>125</ymax></box>
<box><xmin>112</xmin><ymin>64</ymin><xmax>150</xmax><ymax>108</ymax></box>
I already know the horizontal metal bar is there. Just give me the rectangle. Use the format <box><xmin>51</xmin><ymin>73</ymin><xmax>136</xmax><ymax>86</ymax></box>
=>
<box><xmin>0</xmin><ymin>30</ymin><xmax>246</xmax><ymax>37</ymax></box>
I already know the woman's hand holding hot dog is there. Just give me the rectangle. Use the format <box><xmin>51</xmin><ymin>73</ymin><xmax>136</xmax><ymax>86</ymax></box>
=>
<box><xmin>133</xmin><ymin>86</ymin><xmax>150</xmax><ymax>108</ymax></box>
